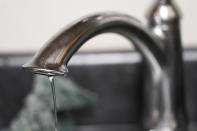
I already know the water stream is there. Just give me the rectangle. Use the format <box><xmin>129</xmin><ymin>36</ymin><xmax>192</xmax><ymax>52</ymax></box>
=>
<box><xmin>48</xmin><ymin>76</ymin><xmax>58</xmax><ymax>131</ymax></box>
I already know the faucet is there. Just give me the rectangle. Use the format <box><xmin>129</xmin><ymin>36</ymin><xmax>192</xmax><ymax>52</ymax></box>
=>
<box><xmin>22</xmin><ymin>0</ymin><xmax>188</xmax><ymax>130</ymax></box>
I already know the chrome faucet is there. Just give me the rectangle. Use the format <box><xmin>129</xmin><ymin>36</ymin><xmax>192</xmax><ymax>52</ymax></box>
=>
<box><xmin>22</xmin><ymin>0</ymin><xmax>188</xmax><ymax>130</ymax></box>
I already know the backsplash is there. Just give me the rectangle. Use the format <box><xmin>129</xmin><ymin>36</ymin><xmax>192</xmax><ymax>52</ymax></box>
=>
<box><xmin>0</xmin><ymin>50</ymin><xmax>197</xmax><ymax>130</ymax></box>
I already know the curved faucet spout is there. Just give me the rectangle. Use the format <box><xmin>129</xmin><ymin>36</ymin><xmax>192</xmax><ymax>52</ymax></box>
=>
<box><xmin>23</xmin><ymin>12</ymin><xmax>165</xmax><ymax>76</ymax></box>
<box><xmin>23</xmin><ymin>12</ymin><xmax>180</xmax><ymax>131</ymax></box>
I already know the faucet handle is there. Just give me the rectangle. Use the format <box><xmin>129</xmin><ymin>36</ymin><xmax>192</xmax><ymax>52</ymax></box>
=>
<box><xmin>148</xmin><ymin>0</ymin><xmax>181</xmax><ymax>25</ymax></box>
<box><xmin>145</xmin><ymin>0</ymin><xmax>188</xmax><ymax>130</ymax></box>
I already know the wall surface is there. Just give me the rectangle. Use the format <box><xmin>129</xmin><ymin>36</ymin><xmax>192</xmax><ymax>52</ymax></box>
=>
<box><xmin>0</xmin><ymin>0</ymin><xmax>196</xmax><ymax>53</ymax></box>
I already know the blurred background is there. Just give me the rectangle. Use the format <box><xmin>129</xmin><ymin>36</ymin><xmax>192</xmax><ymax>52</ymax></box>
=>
<box><xmin>0</xmin><ymin>0</ymin><xmax>196</xmax><ymax>53</ymax></box>
<box><xmin>1</xmin><ymin>0</ymin><xmax>197</xmax><ymax>131</ymax></box>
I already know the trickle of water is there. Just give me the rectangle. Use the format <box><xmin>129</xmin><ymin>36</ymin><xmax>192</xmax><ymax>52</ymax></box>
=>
<box><xmin>48</xmin><ymin>76</ymin><xmax>58</xmax><ymax>131</ymax></box>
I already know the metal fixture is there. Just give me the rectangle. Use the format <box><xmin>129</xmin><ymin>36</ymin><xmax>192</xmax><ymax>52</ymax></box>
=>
<box><xmin>23</xmin><ymin>0</ymin><xmax>187</xmax><ymax>130</ymax></box>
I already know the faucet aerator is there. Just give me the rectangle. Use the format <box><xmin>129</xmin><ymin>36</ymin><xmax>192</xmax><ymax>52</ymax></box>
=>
<box><xmin>22</xmin><ymin>62</ymin><xmax>68</xmax><ymax>76</ymax></box>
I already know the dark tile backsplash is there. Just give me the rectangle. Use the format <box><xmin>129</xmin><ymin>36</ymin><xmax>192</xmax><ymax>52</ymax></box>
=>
<box><xmin>0</xmin><ymin>50</ymin><xmax>196</xmax><ymax>129</ymax></box>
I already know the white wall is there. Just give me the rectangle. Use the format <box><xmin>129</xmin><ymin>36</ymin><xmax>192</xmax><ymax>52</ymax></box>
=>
<box><xmin>0</xmin><ymin>0</ymin><xmax>196</xmax><ymax>53</ymax></box>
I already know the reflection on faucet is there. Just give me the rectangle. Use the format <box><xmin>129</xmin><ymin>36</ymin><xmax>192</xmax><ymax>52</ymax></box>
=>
<box><xmin>22</xmin><ymin>0</ymin><xmax>187</xmax><ymax>130</ymax></box>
